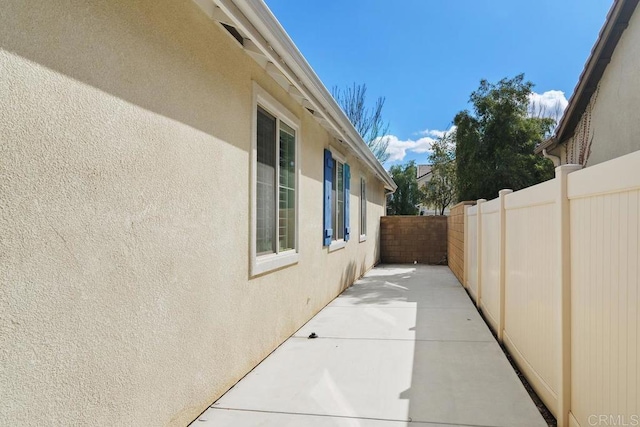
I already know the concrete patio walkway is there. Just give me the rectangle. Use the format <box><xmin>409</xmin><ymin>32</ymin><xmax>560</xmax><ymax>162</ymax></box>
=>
<box><xmin>192</xmin><ymin>265</ymin><xmax>546</xmax><ymax>427</ymax></box>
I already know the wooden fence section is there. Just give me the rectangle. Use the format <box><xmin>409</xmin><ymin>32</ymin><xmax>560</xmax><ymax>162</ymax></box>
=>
<box><xmin>447</xmin><ymin>202</ymin><xmax>475</xmax><ymax>284</ymax></box>
<box><xmin>380</xmin><ymin>216</ymin><xmax>447</xmax><ymax>264</ymax></box>
<box><xmin>462</xmin><ymin>150</ymin><xmax>640</xmax><ymax>427</ymax></box>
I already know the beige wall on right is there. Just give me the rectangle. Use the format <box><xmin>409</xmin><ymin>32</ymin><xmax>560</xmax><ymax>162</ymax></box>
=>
<box><xmin>563</xmin><ymin>7</ymin><xmax>640</xmax><ymax>167</ymax></box>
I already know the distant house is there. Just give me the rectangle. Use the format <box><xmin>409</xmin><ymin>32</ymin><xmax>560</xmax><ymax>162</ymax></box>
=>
<box><xmin>536</xmin><ymin>0</ymin><xmax>640</xmax><ymax>166</ymax></box>
<box><xmin>415</xmin><ymin>164</ymin><xmax>450</xmax><ymax>215</ymax></box>
<box><xmin>417</xmin><ymin>164</ymin><xmax>433</xmax><ymax>184</ymax></box>
<box><xmin>0</xmin><ymin>0</ymin><xmax>396</xmax><ymax>426</ymax></box>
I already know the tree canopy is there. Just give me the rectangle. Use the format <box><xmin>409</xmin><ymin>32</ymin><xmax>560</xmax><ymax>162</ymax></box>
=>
<box><xmin>332</xmin><ymin>83</ymin><xmax>390</xmax><ymax>163</ymax></box>
<box><xmin>455</xmin><ymin>74</ymin><xmax>555</xmax><ymax>201</ymax></box>
<box><xmin>423</xmin><ymin>132</ymin><xmax>457</xmax><ymax>215</ymax></box>
<box><xmin>387</xmin><ymin>161</ymin><xmax>421</xmax><ymax>215</ymax></box>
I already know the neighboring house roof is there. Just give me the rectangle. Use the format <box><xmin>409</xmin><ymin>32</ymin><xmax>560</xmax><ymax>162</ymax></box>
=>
<box><xmin>193</xmin><ymin>0</ymin><xmax>397</xmax><ymax>191</ymax></box>
<box><xmin>417</xmin><ymin>164</ymin><xmax>432</xmax><ymax>179</ymax></box>
<box><xmin>535</xmin><ymin>0</ymin><xmax>639</xmax><ymax>154</ymax></box>
<box><xmin>416</xmin><ymin>165</ymin><xmax>433</xmax><ymax>188</ymax></box>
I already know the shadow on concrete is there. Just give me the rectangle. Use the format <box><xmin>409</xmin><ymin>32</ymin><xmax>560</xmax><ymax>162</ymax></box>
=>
<box><xmin>194</xmin><ymin>265</ymin><xmax>547</xmax><ymax>426</ymax></box>
<box><xmin>338</xmin><ymin>264</ymin><xmax>546</xmax><ymax>427</ymax></box>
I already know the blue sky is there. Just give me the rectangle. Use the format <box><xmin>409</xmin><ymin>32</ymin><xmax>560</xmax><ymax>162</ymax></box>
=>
<box><xmin>264</xmin><ymin>0</ymin><xmax>613</xmax><ymax>165</ymax></box>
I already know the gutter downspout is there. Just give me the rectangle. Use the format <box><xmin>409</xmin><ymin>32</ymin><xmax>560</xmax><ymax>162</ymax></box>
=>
<box><xmin>543</xmin><ymin>148</ymin><xmax>561</xmax><ymax>167</ymax></box>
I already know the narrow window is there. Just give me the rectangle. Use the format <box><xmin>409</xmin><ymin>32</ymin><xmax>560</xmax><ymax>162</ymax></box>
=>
<box><xmin>256</xmin><ymin>107</ymin><xmax>296</xmax><ymax>254</ymax></box>
<box><xmin>278</xmin><ymin>122</ymin><xmax>296</xmax><ymax>252</ymax></box>
<box><xmin>324</xmin><ymin>149</ymin><xmax>350</xmax><ymax>249</ymax></box>
<box><xmin>360</xmin><ymin>177</ymin><xmax>367</xmax><ymax>238</ymax></box>
<box><xmin>333</xmin><ymin>160</ymin><xmax>345</xmax><ymax>241</ymax></box>
<box><xmin>252</xmin><ymin>85</ymin><xmax>299</xmax><ymax>276</ymax></box>
<box><xmin>256</xmin><ymin>107</ymin><xmax>277</xmax><ymax>255</ymax></box>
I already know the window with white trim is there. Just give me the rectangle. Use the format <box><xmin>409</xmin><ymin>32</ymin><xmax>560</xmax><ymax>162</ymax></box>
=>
<box><xmin>323</xmin><ymin>148</ymin><xmax>350</xmax><ymax>249</ymax></box>
<box><xmin>252</xmin><ymin>84</ymin><xmax>299</xmax><ymax>276</ymax></box>
<box><xmin>360</xmin><ymin>177</ymin><xmax>367</xmax><ymax>240</ymax></box>
<box><xmin>332</xmin><ymin>158</ymin><xmax>345</xmax><ymax>241</ymax></box>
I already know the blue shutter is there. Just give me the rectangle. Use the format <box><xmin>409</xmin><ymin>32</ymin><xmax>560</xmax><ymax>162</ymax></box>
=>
<box><xmin>323</xmin><ymin>149</ymin><xmax>333</xmax><ymax>246</ymax></box>
<box><xmin>344</xmin><ymin>163</ymin><xmax>350</xmax><ymax>241</ymax></box>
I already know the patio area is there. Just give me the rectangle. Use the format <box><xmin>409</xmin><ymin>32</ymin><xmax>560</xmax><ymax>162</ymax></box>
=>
<box><xmin>192</xmin><ymin>265</ymin><xmax>546</xmax><ymax>427</ymax></box>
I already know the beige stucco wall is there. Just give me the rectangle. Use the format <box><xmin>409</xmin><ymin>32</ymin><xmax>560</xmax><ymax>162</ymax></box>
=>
<box><xmin>557</xmin><ymin>7</ymin><xmax>640</xmax><ymax>166</ymax></box>
<box><xmin>0</xmin><ymin>1</ymin><xmax>386</xmax><ymax>425</ymax></box>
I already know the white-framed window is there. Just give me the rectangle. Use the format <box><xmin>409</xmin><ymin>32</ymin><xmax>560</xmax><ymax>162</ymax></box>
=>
<box><xmin>359</xmin><ymin>177</ymin><xmax>367</xmax><ymax>242</ymax></box>
<box><xmin>251</xmin><ymin>83</ymin><xmax>300</xmax><ymax>276</ymax></box>
<box><xmin>324</xmin><ymin>147</ymin><xmax>350</xmax><ymax>252</ymax></box>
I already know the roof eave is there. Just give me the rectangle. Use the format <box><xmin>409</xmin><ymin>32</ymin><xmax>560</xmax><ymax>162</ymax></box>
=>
<box><xmin>210</xmin><ymin>0</ymin><xmax>397</xmax><ymax>192</ymax></box>
<box><xmin>534</xmin><ymin>136</ymin><xmax>558</xmax><ymax>154</ymax></box>
<box><xmin>552</xmin><ymin>0</ymin><xmax>639</xmax><ymax>146</ymax></box>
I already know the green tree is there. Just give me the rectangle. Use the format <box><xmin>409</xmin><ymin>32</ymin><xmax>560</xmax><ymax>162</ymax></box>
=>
<box><xmin>423</xmin><ymin>132</ymin><xmax>457</xmax><ymax>215</ymax></box>
<box><xmin>387</xmin><ymin>161</ymin><xmax>421</xmax><ymax>215</ymax></box>
<box><xmin>332</xmin><ymin>83</ymin><xmax>390</xmax><ymax>163</ymax></box>
<box><xmin>455</xmin><ymin>74</ymin><xmax>555</xmax><ymax>201</ymax></box>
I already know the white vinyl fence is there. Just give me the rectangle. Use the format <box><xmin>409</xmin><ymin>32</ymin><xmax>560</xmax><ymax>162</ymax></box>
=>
<box><xmin>463</xmin><ymin>150</ymin><xmax>640</xmax><ymax>427</ymax></box>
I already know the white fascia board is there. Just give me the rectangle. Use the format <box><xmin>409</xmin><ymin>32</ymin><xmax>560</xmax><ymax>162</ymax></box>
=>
<box><xmin>212</xmin><ymin>0</ymin><xmax>397</xmax><ymax>192</ymax></box>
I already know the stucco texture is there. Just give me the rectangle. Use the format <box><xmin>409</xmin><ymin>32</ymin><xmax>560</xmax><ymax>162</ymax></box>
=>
<box><xmin>0</xmin><ymin>1</ymin><xmax>386</xmax><ymax>425</ymax></box>
<box><xmin>560</xmin><ymin>7</ymin><xmax>640</xmax><ymax>166</ymax></box>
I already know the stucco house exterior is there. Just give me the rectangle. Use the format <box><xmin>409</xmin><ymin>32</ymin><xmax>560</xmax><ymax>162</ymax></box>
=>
<box><xmin>536</xmin><ymin>0</ymin><xmax>640</xmax><ymax>166</ymax></box>
<box><xmin>0</xmin><ymin>0</ymin><xmax>396</xmax><ymax>425</ymax></box>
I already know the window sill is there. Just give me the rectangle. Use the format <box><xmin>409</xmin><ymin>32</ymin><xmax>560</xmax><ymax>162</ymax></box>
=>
<box><xmin>252</xmin><ymin>251</ymin><xmax>298</xmax><ymax>276</ymax></box>
<box><xmin>328</xmin><ymin>240</ymin><xmax>346</xmax><ymax>252</ymax></box>
<box><xmin>359</xmin><ymin>234</ymin><xmax>367</xmax><ymax>243</ymax></box>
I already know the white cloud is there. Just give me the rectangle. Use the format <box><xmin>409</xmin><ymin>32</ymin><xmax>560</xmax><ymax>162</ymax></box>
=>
<box><xmin>416</xmin><ymin>129</ymin><xmax>447</xmax><ymax>138</ymax></box>
<box><xmin>384</xmin><ymin>135</ymin><xmax>435</xmax><ymax>163</ymax></box>
<box><xmin>528</xmin><ymin>90</ymin><xmax>568</xmax><ymax>123</ymax></box>
<box><xmin>381</xmin><ymin>126</ymin><xmax>456</xmax><ymax>163</ymax></box>
<box><xmin>383</xmin><ymin>135</ymin><xmax>436</xmax><ymax>163</ymax></box>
